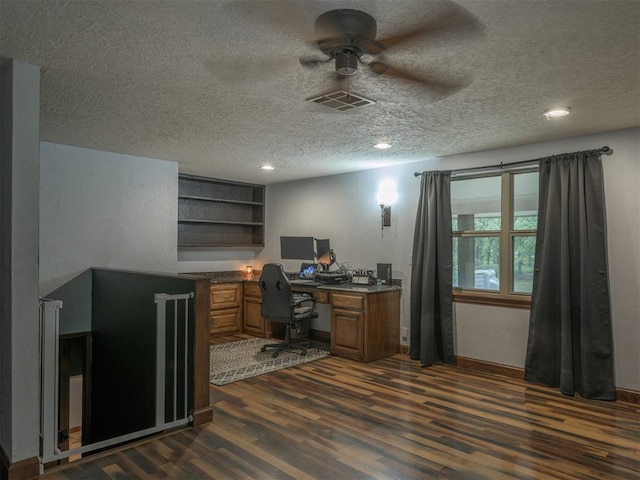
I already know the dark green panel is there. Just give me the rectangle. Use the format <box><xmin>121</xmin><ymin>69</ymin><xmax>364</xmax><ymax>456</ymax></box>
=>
<box><xmin>90</xmin><ymin>269</ymin><xmax>195</xmax><ymax>443</ymax></box>
<box><xmin>49</xmin><ymin>269</ymin><xmax>92</xmax><ymax>335</ymax></box>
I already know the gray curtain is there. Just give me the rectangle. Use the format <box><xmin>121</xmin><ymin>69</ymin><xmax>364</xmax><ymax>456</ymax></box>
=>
<box><xmin>410</xmin><ymin>171</ymin><xmax>454</xmax><ymax>366</ymax></box>
<box><xmin>525</xmin><ymin>151</ymin><xmax>615</xmax><ymax>400</ymax></box>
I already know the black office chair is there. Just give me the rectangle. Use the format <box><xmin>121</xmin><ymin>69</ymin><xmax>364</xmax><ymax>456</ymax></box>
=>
<box><xmin>259</xmin><ymin>263</ymin><xmax>318</xmax><ymax>357</ymax></box>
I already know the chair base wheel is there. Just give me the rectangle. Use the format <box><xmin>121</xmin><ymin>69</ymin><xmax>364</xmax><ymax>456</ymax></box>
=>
<box><xmin>260</xmin><ymin>346</ymin><xmax>267</xmax><ymax>352</ymax></box>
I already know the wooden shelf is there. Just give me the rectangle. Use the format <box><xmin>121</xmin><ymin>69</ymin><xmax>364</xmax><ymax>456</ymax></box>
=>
<box><xmin>178</xmin><ymin>219</ymin><xmax>264</xmax><ymax>226</ymax></box>
<box><xmin>178</xmin><ymin>244</ymin><xmax>264</xmax><ymax>248</ymax></box>
<box><xmin>178</xmin><ymin>195</ymin><xmax>262</xmax><ymax>206</ymax></box>
<box><xmin>178</xmin><ymin>174</ymin><xmax>265</xmax><ymax>248</ymax></box>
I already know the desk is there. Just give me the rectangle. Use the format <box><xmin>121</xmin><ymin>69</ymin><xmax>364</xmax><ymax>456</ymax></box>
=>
<box><xmin>245</xmin><ymin>281</ymin><xmax>401</xmax><ymax>362</ymax></box>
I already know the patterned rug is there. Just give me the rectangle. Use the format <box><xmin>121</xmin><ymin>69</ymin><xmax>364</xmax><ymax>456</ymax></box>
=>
<box><xmin>210</xmin><ymin>337</ymin><xmax>330</xmax><ymax>386</ymax></box>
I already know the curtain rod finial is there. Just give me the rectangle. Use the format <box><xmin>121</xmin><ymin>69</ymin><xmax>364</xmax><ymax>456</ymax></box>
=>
<box><xmin>600</xmin><ymin>146</ymin><xmax>613</xmax><ymax>156</ymax></box>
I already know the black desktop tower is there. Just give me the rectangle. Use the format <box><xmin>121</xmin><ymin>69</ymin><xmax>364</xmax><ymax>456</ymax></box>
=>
<box><xmin>377</xmin><ymin>263</ymin><xmax>392</xmax><ymax>285</ymax></box>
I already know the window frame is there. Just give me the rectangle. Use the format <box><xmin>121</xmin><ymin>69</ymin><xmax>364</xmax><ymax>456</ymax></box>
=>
<box><xmin>451</xmin><ymin>168</ymin><xmax>538</xmax><ymax>309</ymax></box>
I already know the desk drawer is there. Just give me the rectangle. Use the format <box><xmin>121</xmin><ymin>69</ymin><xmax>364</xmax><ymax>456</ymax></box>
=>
<box><xmin>331</xmin><ymin>293</ymin><xmax>364</xmax><ymax>311</ymax></box>
<box><xmin>210</xmin><ymin>283</ymin><xmax>242</xmax><ymax>310</ymax></box>
<box><xmin>313</xmin><ymin>291</ymin><xmax>329</xmax><ymax>304</ymax></box>
<box><xmin>210</xmin><ymin>307</ymin><xmax>241</xmax><ymax>335</ymax></box>
<box><xmin>244</xmin><ymin>282</ymin><xmax>261</xmax><ymax>298</ymax></box>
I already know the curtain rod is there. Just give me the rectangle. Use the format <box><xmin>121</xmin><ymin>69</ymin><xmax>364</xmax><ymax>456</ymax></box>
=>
<box><xmin>413</xmin><ymin>146</ymin><xmax>614</xmax><ymax>177</ymax></box>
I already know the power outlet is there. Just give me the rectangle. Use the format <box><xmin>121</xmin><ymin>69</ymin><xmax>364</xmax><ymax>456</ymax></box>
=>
<box><xmin>401</xmin><ymin>327</ymin><xmax>409</xmax><ymax>345</ymax></box>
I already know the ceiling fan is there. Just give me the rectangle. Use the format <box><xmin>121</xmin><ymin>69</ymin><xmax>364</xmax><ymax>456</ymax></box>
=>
<box><xmin>297</xmin><ymin>3</ymin><xmax>483</xmax><ymax>96</ymax></box>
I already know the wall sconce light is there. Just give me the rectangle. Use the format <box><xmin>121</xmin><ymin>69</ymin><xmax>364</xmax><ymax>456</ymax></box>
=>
<box><xmin>245</xmin><ymin>265</ymin><xmax>253</xmax><ymax>276</ymax></box>
<box><xmin>377</xmin><ymin>179</ymin><xmax>398</xmax><ymax>235</ymax></box>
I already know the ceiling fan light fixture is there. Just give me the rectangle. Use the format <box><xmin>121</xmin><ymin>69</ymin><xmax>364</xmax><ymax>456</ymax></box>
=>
<box><xmin>335</xmin><ymin>52</ymin><xmax>358</xmax><ymax>75</ymax></box>
<box><xmin>544</xmin><ymin>107</ymin><xmax>571</xmax><ymax>119</ymax></box>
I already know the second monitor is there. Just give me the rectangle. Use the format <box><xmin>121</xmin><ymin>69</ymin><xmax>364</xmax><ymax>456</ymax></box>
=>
<box><xmin>315</xmin><ymin>238</ymin><xmax>333</xmax><ymax>270</ymax></box>
<box><xmin>280</xmin><ymin>236</ymin><xmax>315</xmax><ymax>260</ymax></box>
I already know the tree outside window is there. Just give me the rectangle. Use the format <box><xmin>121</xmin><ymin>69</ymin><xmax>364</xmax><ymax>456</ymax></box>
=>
<box><xmin>452</xmin><ymin>170</ymin><xmax>538</xmax><ymax>304</ymax></box>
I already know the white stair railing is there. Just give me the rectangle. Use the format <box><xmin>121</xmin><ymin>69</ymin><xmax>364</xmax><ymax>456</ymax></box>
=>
<box><xmin>39</xmin><ymin>298</ymin><xmax>63</xmax><ymax>464</ymax></box>
<box><xmin>39</xmin><ymin>292</ymin><xmax>194</xmax><ymax>466</ymax></box>
<box><xmin>154</xmin><ymin>292</ymin><xmax>195</xmax><ymax>428</ymax></box>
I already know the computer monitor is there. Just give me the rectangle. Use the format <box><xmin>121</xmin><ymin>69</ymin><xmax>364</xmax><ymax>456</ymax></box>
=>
<box><xmin>316</xmin><ymin>238</ymin><xmax>332</xmax><ymax>269</ymax></box>
<box><xmin>280</xmin><ymin>236</ymin><xmax>315</xmax><ymax>260</ymax></box>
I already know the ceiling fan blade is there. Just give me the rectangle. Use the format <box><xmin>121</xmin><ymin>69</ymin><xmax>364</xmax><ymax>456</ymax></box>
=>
<box><xmin>375</xmin><ymin>2</ymin><xmax>484</xmax><ymax>51</ymax></box>
<box><xmin>299</xmin><ymin>56</ymin><xmax>332</xmax><ymax>69</ymax></box>
<box><xmin>368</xmin><ymin>62</ymin><xmax>467</xmax><ymax>97</ymax></box>
<box><xmin>222</xmin><ymin>0</ymin><xmax>316</xmax><ymax>42</ymax></box>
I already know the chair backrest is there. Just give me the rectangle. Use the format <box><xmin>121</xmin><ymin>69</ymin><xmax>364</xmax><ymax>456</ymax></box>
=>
<box><xmin>259</xmin><ymin>263</ymin><xmax>293</xmax><ymax>323</ymax></box>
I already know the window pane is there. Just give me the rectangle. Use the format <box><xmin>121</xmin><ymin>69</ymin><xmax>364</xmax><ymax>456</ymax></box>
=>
<box><xmin>453</xmin><ymin>237</ymin><xmax>500</xmax><ymax>290</ymax></box>
<box><xmin>452</xmin><ymin>176</ymin><xmax>501</xmax><ymax>231</ymax></box>
<box><xmin>513</xmin><ymin>172</ymin><xmax>538</xmax><ymax>230</ymax></box>
<box><xmin>512</xmin><ymin>236</ymin><xmax>536</xmax><ymax>293</ymax></box>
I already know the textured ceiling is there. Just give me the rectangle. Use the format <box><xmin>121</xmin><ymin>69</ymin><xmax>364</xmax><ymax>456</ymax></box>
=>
<box><xmin>1</xmin><ymin>0</ymin><xmax>639</xmax><ymax>184</ymax></box>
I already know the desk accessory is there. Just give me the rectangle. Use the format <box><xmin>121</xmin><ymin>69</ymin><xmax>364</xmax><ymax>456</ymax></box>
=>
<box><xmin>352</xmin><ymin>269</ymin><xmax>375</xmax><ymax>285</ymax></box>
<box><xmin>377</xmin><ymin>263</ymin><xmax>392</xmax><ymax>285</ymax></box>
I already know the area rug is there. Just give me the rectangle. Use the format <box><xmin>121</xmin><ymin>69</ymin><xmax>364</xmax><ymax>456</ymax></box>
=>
<box><xmin>210</xmin><ymin>337</ymin><xmax>330</xmax><ymax>386</ymax></box>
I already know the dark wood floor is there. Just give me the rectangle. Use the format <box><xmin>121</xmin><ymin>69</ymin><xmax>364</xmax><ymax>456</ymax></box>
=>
<box><xmin>42</xmin><ymin>335</ymin><xmax>640</xmax><ymax>479</ymax></box>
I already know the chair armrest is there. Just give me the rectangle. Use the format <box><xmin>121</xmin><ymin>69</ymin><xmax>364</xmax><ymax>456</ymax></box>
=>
<box><xmin>292</xmin><ymin>295</ymin><xmax>317</xmax><ymax>317</ymax></box>
<box><xmin>292</xmin><ymin>296</ymin><xmax>316</xmax><ymax>308</ymax></box>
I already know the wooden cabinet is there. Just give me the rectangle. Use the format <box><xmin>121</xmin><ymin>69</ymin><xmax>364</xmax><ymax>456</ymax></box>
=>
<box><xmin>331</xmin><ymin>307</ymin><xmax>364</xmax><ymax>361</ymax></box>
<box><xmin>178</xmin><ymin>174</ymin><xmax>265</xmax><ymax>248</ymax></box>
<box><xmin>209</xmin><ymin>283</ymin><xmax>243</xmax><ymax>336</ymax></box>
<box><xmin>242</xmin><ymin>281</ymin><xmax>269</xmax><ymax>337</ymax></box>
<box><xmin>207</xmin><ymin>279</ymin><xmax>400</xmax><ymax>359</ymax></box>
<box><xmin>330</xmin><ymin>290</ymin><xmax>400</xmax><ymax>362</ymax></box>
<box><xmin>331</xmin><ymin>293</ymin><xmax>363</xmax><ymax>360</ymax></box>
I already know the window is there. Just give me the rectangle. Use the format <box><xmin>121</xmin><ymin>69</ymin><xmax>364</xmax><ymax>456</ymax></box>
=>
<box><xmin>451</xmin><ymin>169</ymin><xmax>538</xmax><ymax>308</ymax></box>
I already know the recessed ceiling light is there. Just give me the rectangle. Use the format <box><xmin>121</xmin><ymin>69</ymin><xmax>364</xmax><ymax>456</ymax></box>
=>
<box><xmin>374</xmin><ymin>142</ymin><xmax>392</xmax><ymax>149</ymax></box>
<box><xmin>544</xmin><ymin>107</ymin><xmax>571</xmax><ymax>119</ymax></box>
<box><xmin>260</xmin><ymin>165</ymin><xmax>274</xmax><ymax>170</ymax></box>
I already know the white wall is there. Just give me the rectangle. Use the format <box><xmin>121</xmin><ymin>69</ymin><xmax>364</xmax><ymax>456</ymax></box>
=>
<box><xmin>177</xmin><ymin>248</ymin><xmax>259</xmax><ymax>274</ymax></box>
<box><xmin>37</xmin><ymin>128</ymin><xmax>640</xmax><ymax>392</ymax></box>
<box><xmin>259</xmin><ymin>128</ymin><xmax>640</xmax><ymax>391</ymax></box>
<box><xmin>0</xmin><ymin>60</ymin><xmax>41</xmax><ymax>463</ymax></box>
<box><xmin>40</xmin><ymin>143</ymin><xmax>179</xmax><ymax>295</ymax></box>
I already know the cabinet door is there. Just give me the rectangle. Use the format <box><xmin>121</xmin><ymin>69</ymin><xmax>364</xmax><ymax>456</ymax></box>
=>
<box><xmin>210</xmin><ymin>308</ymin><xmax>241</xmax><ymax>336</ymax></box>
<box><xmin>331</xmin><ymin>308</ymin><xmax>363</xmax><ymax>361</ymax></box>
<box><xmin>210</xmin><ymin>283</ymin><xmax>242</xmax><ymax>336</ymax></box>
<box><xmin>243</xmin><ymin>296</ymin><xmax>267</xmax><ymax>336</ymax></box>
<box><xmin>210</xmin><ymin>283</ymin><xmax>242</xmax><ymax>310</ymax></box>
<box><xmin>243</xmin><ymin>282</ymin><xmax>261</xmax><ymax>299</ymax></box>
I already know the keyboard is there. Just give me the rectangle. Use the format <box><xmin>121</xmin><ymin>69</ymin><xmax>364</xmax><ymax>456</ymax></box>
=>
<box><xmin>290</xmin><ymin>279</ymin><xmax>321</xmax><ymax>286</ymax></box>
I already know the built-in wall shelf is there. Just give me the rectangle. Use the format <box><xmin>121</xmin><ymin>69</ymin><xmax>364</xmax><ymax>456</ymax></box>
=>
<box><xmin>178</xmin><ymin>174</ymin><xmax>265</xmax><ymax>248</ymax></box>
<box><xmin>179</xmin><ymin>219</ymin><xmax>264</xmax><ymax>226</ymax></box>
<box><xmin>178</xmin><ymin>195</ymin><xmax>263</xmax><ymax>206</ymax></box>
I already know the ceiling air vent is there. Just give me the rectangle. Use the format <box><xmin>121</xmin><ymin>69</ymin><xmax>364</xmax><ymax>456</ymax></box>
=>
<box><xmin>306</xmin><ymin>90</ymin><xmax>376</xmax><ymax>111</ymax></box>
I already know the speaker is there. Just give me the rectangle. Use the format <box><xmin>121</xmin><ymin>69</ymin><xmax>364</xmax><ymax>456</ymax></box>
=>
<box><xmin>377</xmin><ymin>263</ymin><xmax>392</xmax><ymax>285</ymax></box>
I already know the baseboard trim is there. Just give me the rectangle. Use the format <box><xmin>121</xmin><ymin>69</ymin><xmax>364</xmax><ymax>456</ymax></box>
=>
<box><xmin>616</xmin><ymin>387</ymin><xmax>640</xmax><ymax>405</ymax></box>
<box><xmin>455</xmin><ymin>356</ymin><xmax>525</xmax><ymax>380</ymax></box>
<box><xmin>192</xmin><ymin>406</ymin><xmax>213</xmax><ymax>427</ymax></box>
<box><xmin>309</xmin><ymin>329</ymin><xmax>330</xmax><ymax>345</ymax></box>
<box><xmin>454</xmin><ymin>356</ymin><xmax>640</xmax><ymax>404</ymax></box>
<box><xmin>0</xmin><ymin>448</ymin><xmax>40</xmax><ymax>480</ymax></box>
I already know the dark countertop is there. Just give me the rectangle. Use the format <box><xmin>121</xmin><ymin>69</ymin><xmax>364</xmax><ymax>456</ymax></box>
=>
<box><xmin>185</xmin><ymin>271</ymin><xmax>401</xmax><ymax>291</ymax></box>
<box><xmin>318</xmin><ymin>284</ymin><xmax>401</xmax><ymax>293</ymax></box>
<box><xmin>184</xmin><ymin>271</ymin><xmax>257</xmax><ymax>283</ymax></box>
